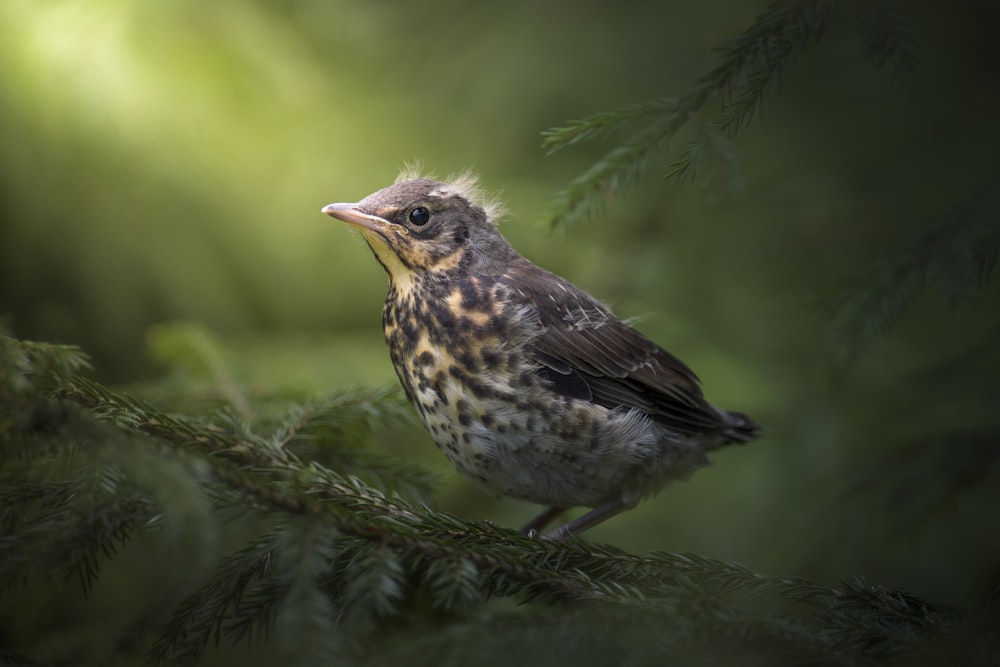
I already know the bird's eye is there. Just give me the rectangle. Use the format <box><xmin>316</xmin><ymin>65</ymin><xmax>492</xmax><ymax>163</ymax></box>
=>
<box><xmin>408</xmin><ymin>207</ymin><xmax>431</xmax><ymax>226</ymax></box>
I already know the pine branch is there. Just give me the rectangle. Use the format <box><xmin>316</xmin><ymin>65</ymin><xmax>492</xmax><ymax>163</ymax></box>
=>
<box><xmin>274</xmin><ymin>520</ymin><xmax>341</xmax><ymax>665</ymax></box>
<box><xmin>825</xmin><ymin>181</ymin><xmax>1000</xmax><ymax>358</ymax></box>
<box><xmin>817</xmin><ymin>577</ymin><xmax>944</xmax><ymax>660</ymax></box>
<box><xmin>259</xmin><ymin>392</ymin><xmax>438</xmax><ymax>502</ymax></box>
<box><xmin>57</xmin><ymin>375</ymin><xmax>437</xmax><ymax>503</ymax></box>
<box><xmin>0</xmin><ymin>415</ymin><xmax>167</xmax><ymax>597</ymax></box>
<box><xmin>540</xmin><ymin>98</ymin><xmax>678</xmax><ymax>155</ymax></box>
<box><xmin>709</xmin><ymin>0</ymin><xmax>829</xmax><ymax>133</ymax></box>
<box><xmin>0</xmin><ymin>334</ymin><xmax>91</xmax><ymax>443</ymax></box>
<box><xmin>544</xmin><ymin>0</ymin><xmax>835</xmax><ymax>227</ymax></box>
<box><xmin>23</xmin><ymin>359</ymin><xmax>953</xmax><ymax>630</ymax></box>
<box><xmin>2</xmin><ymin>336</ymin><xmax>92</xmax><ymax>387</ymax></box>
<box><xmin>541</xmin><ymin>0</ymin><xmax>934</xmax><ymax>227</ymax></box>
<box><xmin>546</xmin><ymin>124</ymin><xmax>673</xmax><ymax>229</ymax></box>
<box><xmin>0</xmin><ymin>335</ymin><xmax>968</xmax><ymax>664</ymax></box>
<box><xmin>855</xmin><ymin>0</ymin><xmax>921</xmax><ymax>71</ymax></box>
<box><xmin>666</xmin><ymin>121</ymin><xmax>746</xmax><ymax>195</ymax></box>
<box><xmin>43</xmin><ymin>371</ymin><xmax>650</xmax><ymax>608</ymax></box>
<box><xmin>421</xmin><ymin>556</ymin><xmax>482</xmax><ymax>614</ymax></box>
<box><xmin>58</xmin><ymin>493</ymin><xmax>154</xmax><ymax>595</ymax></box>
<box><xmin>0</xmin><ymin>481</ymin><xmax>76</xmax><ymax>533</ymax></box>
<box><xmin>222</xmin><ymin>575</ymin><xmax>288</xmax><ymax>649</ymax></box>
<box><xmin>149</xmin><ymin>526</ymin><xmax>284</xmax><ymax>665</ymax></box>
<box><xmin>343</xmin><ymin>542</ymin><xmax>406</xmax><ymax>618</ymax></box>
<box><xmin>0</xmin><ymin>488</ymin><xmax>155</xmax><ymax>595</ymax></box>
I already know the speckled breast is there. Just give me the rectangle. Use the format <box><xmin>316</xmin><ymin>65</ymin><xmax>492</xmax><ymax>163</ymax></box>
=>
<box><xmin>381</xmin><ymin>273</ymin><xmax>524</xmax><ymax>471</ymax></box>
<box><xmin>378</xmin><ymin>272</ymin><xmax>664</xmax><ymax>508</ymax></box>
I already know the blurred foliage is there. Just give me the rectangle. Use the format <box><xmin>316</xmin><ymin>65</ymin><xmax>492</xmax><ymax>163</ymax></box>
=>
<box><xmin>2</xmin><ymin>0</ymin><xmax>1000</xmax><ymax>664</ymax></box>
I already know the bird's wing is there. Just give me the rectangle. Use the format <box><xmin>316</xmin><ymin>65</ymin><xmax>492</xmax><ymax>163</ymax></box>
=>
<box><xmin>504</xmin><ymin>262</ymin><xmax>724</xmax><ymax>436</ymax></box>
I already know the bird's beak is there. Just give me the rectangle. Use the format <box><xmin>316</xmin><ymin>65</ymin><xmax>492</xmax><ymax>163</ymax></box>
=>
<box><xmin>321</xmin><ymin>202</ymin><xmax>393</xmax><ymax>236</ymax></box>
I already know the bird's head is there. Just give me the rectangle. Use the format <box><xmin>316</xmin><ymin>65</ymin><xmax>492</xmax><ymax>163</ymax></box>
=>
<box><xmin>322</xmin><ymin>173</ymin><xmax>515</xmax><ymax>286</ymax></box>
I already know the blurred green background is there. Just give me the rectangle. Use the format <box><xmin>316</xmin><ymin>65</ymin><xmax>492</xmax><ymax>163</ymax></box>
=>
<box><xmin>2</xmin><ymin>0</ymin><xmax>999</xmax><ymax>609</ymax></box>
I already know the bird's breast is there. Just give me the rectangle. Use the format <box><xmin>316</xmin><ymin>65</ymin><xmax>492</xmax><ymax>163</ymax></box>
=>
<box><xmin>381</xmin><ymin>275</ymin><xmax>536</xmax><ymax>459</ymax></box>
<box><xmin>382</xmin><ymin>273</ymin><xmax>521</xmax><ymax>411</ymax></box>
<box><xmin>378</xmin><ymin>273</ymin><xmax>684</xmax><ymax>507</ymax></box>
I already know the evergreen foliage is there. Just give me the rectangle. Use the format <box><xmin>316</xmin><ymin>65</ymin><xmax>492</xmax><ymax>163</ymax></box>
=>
<box><xmin>543</xmin><ymin>0</ymin><xmax>832</xmax><ymax>226</ymax></box>
<box><xmin>825</xmin><ymin>180</ymin><xmax>1000</xmax><ymax>358</ymax></box>
<box><xmin>1</xmin><ymin>327</ymin><xmax>997</xmax><ymax>664</ymax></box>
<box><xmin>542</xmin><ymin>0</ymin><xmax>927</xmax><ymax>226</ymax></box>
<box><xmin>542</xmin><ymin>0</ymin><xmax>995</xmax><ymax>354</ymax></box>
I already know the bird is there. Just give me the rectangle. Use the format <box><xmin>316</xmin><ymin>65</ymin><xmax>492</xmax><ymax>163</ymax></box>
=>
<box><xmin>322</xmin><ymin>171</ymin><xmax>758</xmax><ymax>540</ymax></box>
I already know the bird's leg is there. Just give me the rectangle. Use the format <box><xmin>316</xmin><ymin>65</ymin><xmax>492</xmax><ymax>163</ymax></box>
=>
<box><xmin>520</xmin><ymin>506</ymin><xmax>567</xmax><ymax>537</ymax></box>
<box><xmin>542</xmin><ymin>497</ymin><xmax>637</xmax><ymax>541</ymax></box>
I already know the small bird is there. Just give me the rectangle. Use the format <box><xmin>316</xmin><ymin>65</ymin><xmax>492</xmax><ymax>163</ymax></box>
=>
<box><xmin>322</xmin><ymin>172</ymin><xmax>758</xmax><ymax>540</ymax></box>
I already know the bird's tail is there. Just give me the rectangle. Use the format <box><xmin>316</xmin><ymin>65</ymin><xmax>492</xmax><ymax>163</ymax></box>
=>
<box><xmin>713</xmin><ymin>409</ymin><xmax>760</xmax><ymax>448</ymax></box>
<box><xmin>709</xmin><ymin>408</ymin><xmax>761</xmax><ymax>450</ymax></box>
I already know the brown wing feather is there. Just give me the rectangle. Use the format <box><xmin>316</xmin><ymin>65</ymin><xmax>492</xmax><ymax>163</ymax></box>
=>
<box><xmin>505</xmin><ymin>261</ymin><xmax>727</xmax><ymax>437</ymax></box>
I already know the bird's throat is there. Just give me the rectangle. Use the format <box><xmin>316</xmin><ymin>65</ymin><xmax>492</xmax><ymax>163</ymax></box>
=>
<box><xmin>360</xmin><ymin>229</ymin><xmax>415</xmax><ymax>292</ymax></box>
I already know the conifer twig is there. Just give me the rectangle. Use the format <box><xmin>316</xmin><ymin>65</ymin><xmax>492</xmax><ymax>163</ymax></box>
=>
<box><xmin>544</xmin><ymin>0</ymin><xmax>833</xmax><ymax>226</ymax></box>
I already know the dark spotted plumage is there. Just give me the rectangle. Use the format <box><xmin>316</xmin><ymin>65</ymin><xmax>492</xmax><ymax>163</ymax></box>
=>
<box><xmin>322</xmin><ymin>172</ymin><xmax>759</xmax><ymax>539</ymax></box>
